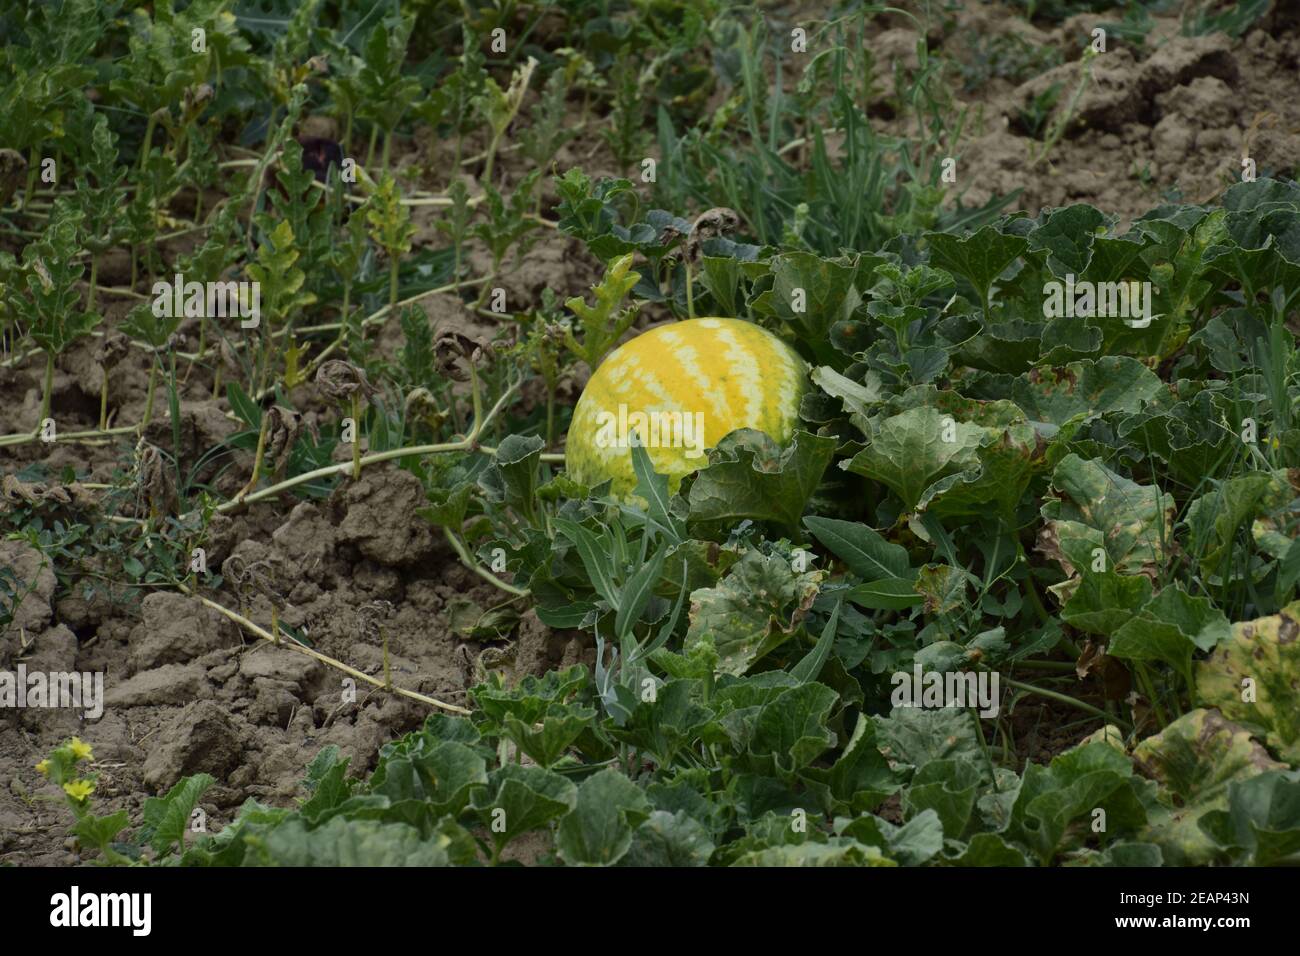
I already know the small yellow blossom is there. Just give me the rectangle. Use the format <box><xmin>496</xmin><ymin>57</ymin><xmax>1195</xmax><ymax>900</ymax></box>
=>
<box><xmin>63</xmin><ymin>780</ymin><xmax>95</xmax><ymax>802</ymax></box>
<box><xmin>68</xmin><ymin>737</ymin><xmax>94</xmax><ymax>761</ymax></box>
<box><xmin>35</xmin><ymin>759</ymin><xmax>50</xmax><ymax>777</ymax></box>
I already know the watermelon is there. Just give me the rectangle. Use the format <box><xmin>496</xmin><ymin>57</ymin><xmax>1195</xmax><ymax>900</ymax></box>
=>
<box><xmin>566</xmin><ymin>317</ymin><xmax>809</xmax><ymax>499</ymax></box>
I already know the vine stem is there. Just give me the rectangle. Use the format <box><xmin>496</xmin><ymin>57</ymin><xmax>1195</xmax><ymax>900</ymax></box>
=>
<box><xmin>99</xmin><ymin>368</ymin><xmax>110</xmax><ymax>431</ymax></box>
<box><xmin>0</xmin><ymin>424</ymin><xmax>136</xmax><ymax>448</ymax></box>
<box><xmin>178</xmin><ymin>584</ymin><xmax>470</xmax><ymax>715</ymax></box>
<box><xmin>140</xmin><ymin>361</ymin><xmax>158</xmax><ymax>432</ymax></box>
<box><xmin>211</xmin><ymin>379</ymin><xmax>520</xmax><ymax>515</ymax></box>
<box><xmin>443</xmin><ymin>527</ymin><xmax>529</xmax><ymax>597</ymax></box>
<box><xmin>308</xmin><ymin>178</ymin><xmax>488</xmax><ymax>207</ymax></box>
<box><xmin>1000</xmin><ymin>674</ymin><xmax>1131</xmax><ymax>729</ymax></box>
<box><xmin>39</xmin><ymin>351</ymin><xmax>54</xmax><ymax>426</ymax></box>
<box><xmin>252</xmin><ymin>277</ymin><xmax>488</xmax><ymax>402</ymax></box>
<box><xmin>350</xmin><ymin>393</ymin><xmax>362</xmax><ymax>480</ymax></box>
<box><xmin>476</xmin><ymin>443</ymin><xmax>565</xmax><ymax>464</ymax></box>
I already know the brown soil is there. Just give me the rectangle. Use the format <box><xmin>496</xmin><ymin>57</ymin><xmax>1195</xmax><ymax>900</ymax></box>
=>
<box><xmin>920</xmin><ymin>4</ymin><xmax>1300</xmax><ymax>223</ymax></box>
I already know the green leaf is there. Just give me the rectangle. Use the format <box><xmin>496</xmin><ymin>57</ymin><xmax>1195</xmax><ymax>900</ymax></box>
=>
<box><xmin>10</xmin><ymin>203</ymin><xmax>100</xmax><ymax>354</ymax></box>
<box><xmin>246</xmin><ymin>217</ymin><xmax>315</xmax><ymax>327</ymax></box>
<box><xmin>948</xmin><ymin>833</ymin><xmax>1030</xmax><ymax>866</ymax></box>
<box><xmin>631</xmin><ymin>441</ymin><xmax>685</xmax><ymax>543</ymax></box>
<box><xmin>841</xmin><ymin>577</ymin><xmax>925</xmax><ymax>611</ymax></box>
<box><xmin>753</xmin><ymin>251</ymin><xmax>861</xmax><ymax>365</ymax></box>
<box><xmin>503</xmin><ymin>706</ymin><xmax>597</xmax><ymax>768</ymax></box>
<box><xmin>1197</xmin><ymin>602</ymin><xmax>1300</xmax><ymax>764</ymax></box>
<box><xmin>799</xmin><ymin>714</ymin><xmax>901</xmax><ymax>814</ymax></box>
<box><xmin>687</xmin><ymin>429</ymin><xmax>835</xmax><ymax>537</ymax></box>
<box><xmin>299</xmin><ymin>748</ymin><xmax>354</xmax><ymax>824</ymax></box>
<box><xmin>917</xmin><ymin>420</ymin><xmax>1042</xmax><ymax>519</ymax></box>
<box><xmin>685</xmin><ymin>548</ymin><xmax>822</xmax><ymax>676</ymax></box>
<box><xmin>842</xmin><ymin>406</ymin><xmax>984</xmax><ymax>511</ymax></box>
<box><xmin>790</xmin><ymin>598</ymin><xmax>841</xmax><ymax>684</ymax></box>
<box><xmin>875</xmin><ymin>707</ymin><xmax>983</xmax><ymax>772</ymax></box>
<box><xmin>912</xmin><ymin>757</ymin><xmax>986</xmax><ymax>828</ymax></box>
<box><xmin>699</xmin><ymin>255</ymin><xmax>744</xmax><ymax>317</ymax></box>
<box><xmin>1134</xmin><ymin>709</ymin><xmax>1284</xmax><ymax>865</ymax></box>
<box><xmin>1040</xmin><ymin>454</ymin><xmax>1173</xmax><ymax>576</ymax></box>
<box><xmin>1012</xmin><ymin>357</ymin><xmax>1163</xmax><ymax>426</ymax></box>
<box><xmin>72</xmin><ymin>811</ymin><xmax>131</xmax><ymax>856</ymax></box>
<box><xmin>248</xmin><ymin>816</ymin><xmax>466</xmax><ymax>866</ymax></box>
<box><xmin>1109</xmin><ymin>586</ymin><xmax>1231</xmax><ymax>685</ymax></box>
<box><xmin>803</xmin><ymin>517</ymin><xmax>910</xmax><ymax>580</ymax></box>
<box><xmin>925</xmin><ymin>225</ymin><xmax>1027</xmax><ymax>314</ymax></box>
<box><xmin>555</xmin><ymin>768</ymin><xmax>652</xmax><ymax>866</ymax></box>
<box><xmin>1029</xmin><ymin>204</ymin><xmax>1107</xmax><ymax>278</ymax></box>
<box><xmin>623</xmin><ymin>810</ymin><xmax>715</xmax><ymax>866</ymax></box>
<box><xmin>836</xmin><ymin>809</ymin><xmax>944</xmax><ymax>866</ymax></box>
<box><xmin>615</xmin><ymin>544</ymin><xmax>666</xmax><ymax>641</ymax></box>
<box><xmin>473</xmin><ymin>666</ymin><xmax>588</xmax><ymax>725</ymax></box>
<box><xmin>226</xmin><ymin>381</ymin><xmax>262</xmax><ymax>430</ymax></box>
<box><xmin>553</xmin><ymin>518</ymin><xmax>619</xmax><ymax>607</ymax></box>
<box><xmin>747</xmin><ymin>682</ymin><xmax>839</xmax><ymax>773</ymax></box>
<box><xmin>810</xmin><ymin>365</ymin><xmax>883</xmax><ymax>429</ymax></box>
<box><xmin>1199</xmin><ymin>770</ymin><xmax>1300</xmax><ymax>866</ymax></box>
<box><xmin>1060</xmin><ymin>570</ymin><xmax>1153</xmax><ymax>635</ymax></box>
<box><xmin>470</xmin><ymin>764</ymin><xmax>577</xmax><ymax>856</ymax></box>
<box><xmin>729</xmin><ymin>839</ymin><xmax>894</xmax><ymax>866</ymax></box>
<box><xmin>612</xmin><ymin>679</ymin><xmax>715</xmax><ymax>768</ymax></box>
<box><xmin>564</xmin><ymin>253</ymin><xmax>640</xmax><ymax>367</ymax></box>
<box><xmin>1184</xmin><ymin>472</ymin><xmax>1285</xmax><ymax>577</ymax></box>
<box><xmin>371</xmin><ymin>740</ymin><xmax>488</xmax><ymax>820</ymax></box>
<box><xmin>1004</xmin><ymin>741</ymin><xmax>1152</xmax><ymax>865</ymax></box>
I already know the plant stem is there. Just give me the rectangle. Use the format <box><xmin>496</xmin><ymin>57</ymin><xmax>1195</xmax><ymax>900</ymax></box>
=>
<box><xmin>0</xmin><ymin>423</ymin><xmax>136</xmax><ymax>448</ymax></box>
<box><xmin>443</xmin><ymin>527</ymin><xmax>529</xmax><ymax>596</ymax></box>
<box><xmin>99</xmin><ymin>369</ymin><xmax>110</xmax><ymax>431</ymax></box>
<box><xmin>1001</xmin><ymin>675</ymin><xmax>1129</xmax><ymax>728</ymax></box>
<box><xmin>468</xmin><ymin>364</ymin><xmax>483</xmax><ymax>433</ymax></box>
<box><xmin>236</xmin><ymin>410</ymin><xmax>270</xmax><ymax>502</ymax></box>
<box><xmin>214</xmin><ymin>381</ymin><xmax>519</xmax><ymax>513</ymax></box>
<box><xmin>140</xmin><ymin>361</ymin><xmax>158</xmax><ymax>431</ymax></box>
<box><xmin>139</xmin><ymin>114</ymin><xmax>157</xmax><ymax>173</ymax></box>
<box><xmin>350</xmin><ymin>394</ymin><xmax>362</xmax><ymax>480</ymax></box>
<box><xmin>684</xmin><ymin>259</ymin><xmax>696</xmax><ymax>319</ymax></box>
<box><xmin>180</xmin><ymin>585</ymin><xmax>470</xmax><ymax>714</ymax></box>
<box><xmin>38</xmin><ymin>350</ymin><xmax>55</xmax><ymax>428</ymax></box>
<box><xmin>340</xmin><ymin>282</ymin><xmax>352</xmax><ymax>351</ymax></box>
<box><xmin>545</xmin><ymin>388</ymin><xmax>555</xmax><ymax>451</ymax></box>
<box><xmin>20</xmin><ymin>147</ymin><xmax>40</xmax><ymax>211</ymax></box>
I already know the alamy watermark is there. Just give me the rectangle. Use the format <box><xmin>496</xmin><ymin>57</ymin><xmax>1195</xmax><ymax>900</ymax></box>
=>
<box><xmin>593</xmin><ymin>403</ymin><xmax>706</xmax><ymax>459</ymax></box>
<box><xmin>151</xmin><ymin>273</ymin><xmax>261</xmax><ymax>328</ymax></box>
<box><xmin>0</xmin><ymin>665</ymin><xmax>104</xmax><ymax>719</ymax></box>
<box><xmin>1043</xmin><ymin>274</ymin><xmax>1153</xmax><ymax>328</ymax></box>
<box><xmin>890</xmin><ymin>664</ymin><xmax>1001</xmax><ymax>718</ymax></box>
<box><xmin>50</xmin><ymin>886</ymin><xmax>151</xmax><ymax>936</ymax></box>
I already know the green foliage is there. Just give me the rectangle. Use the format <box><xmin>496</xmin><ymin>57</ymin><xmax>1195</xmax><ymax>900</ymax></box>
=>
<box><xmin>562</xmin><ymin>252</ymin><xmax>641</xmax><ymax>368</ymax></box>
<box><xmin>7</xmin><ymin>203</ymin><xmax>99</xmax><ymax>354</ymax></box>
<box><xmin>5</xmin><ymin>0</ymin><xmax>1300</xmax><ymax>872</ymax></box>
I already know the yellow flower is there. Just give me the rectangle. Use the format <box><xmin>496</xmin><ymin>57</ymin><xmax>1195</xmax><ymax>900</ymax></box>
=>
<box><xmin>68</xmin><ymin>737</ymin><xmax>94</xmax><ymax>761</ymax></box>
<box><xmin>62</xmin><ymin>779</ymin><xmax>95</xmax><ymax>802</ymax></box>
<box><xmin>35</xmin><ymin>759</ymin><xmax>50</xmax><ymax>777</ymax></box>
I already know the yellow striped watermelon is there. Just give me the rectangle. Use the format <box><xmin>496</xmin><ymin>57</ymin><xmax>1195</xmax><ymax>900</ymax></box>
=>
<box><xmin>566</xmin><ymin>317</ymin><xmax>809</xmax><ymax>500</ymax></box>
